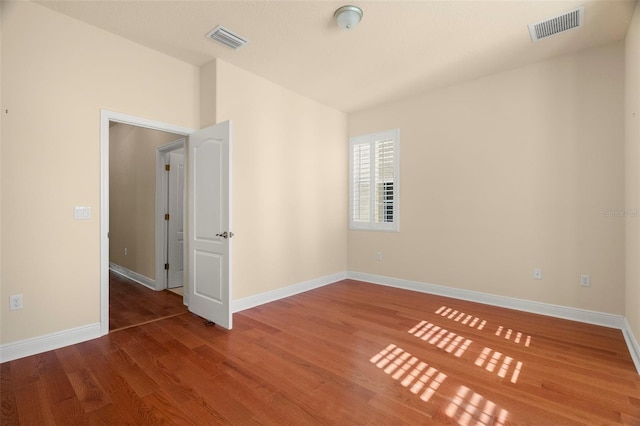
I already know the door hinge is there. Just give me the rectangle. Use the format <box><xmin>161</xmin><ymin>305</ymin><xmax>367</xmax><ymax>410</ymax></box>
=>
<box><xmin>165</xmin><ymin>263</ymin><xmax>170</xmax><ymax>270</ymax></box>
<box><xmin>165</xmin><ymin>164</ymin><xmax>170</xmax><ymax>171</ymax></box>
<box><xmin>165</xmin><ymin>213</ymin><xmax>170</xmax><ymax>221</ymax></box>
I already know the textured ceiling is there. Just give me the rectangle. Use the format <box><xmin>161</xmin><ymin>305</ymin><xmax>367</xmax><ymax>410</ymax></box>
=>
<box><xmin>36</xmin><ymin>0</ymin><xmax>637</xmax><ymax>112</ymax></box>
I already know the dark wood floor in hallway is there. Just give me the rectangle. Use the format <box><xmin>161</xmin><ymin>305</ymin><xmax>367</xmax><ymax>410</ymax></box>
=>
<box><xmin>2</xmin><ymin>279</ymin><xmax>639</xmax><ymax>425</ymax></box>
<box><xmin>109</xmin><ymin>272</ymin><xmax>188</xmax><ymax>331</ymax></box>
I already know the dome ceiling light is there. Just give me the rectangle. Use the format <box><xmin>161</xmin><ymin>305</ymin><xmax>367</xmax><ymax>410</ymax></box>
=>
<box><xmin>334</xmin><ymin>5</ymin><xmax>363</xmax><ymax>30</ymax></box>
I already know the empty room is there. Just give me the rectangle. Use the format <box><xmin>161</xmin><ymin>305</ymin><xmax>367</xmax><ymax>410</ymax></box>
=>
<box><xmin>2</xmin><ymin>0</ymin><xmax>640</xmax><ymax>424</ymax></box>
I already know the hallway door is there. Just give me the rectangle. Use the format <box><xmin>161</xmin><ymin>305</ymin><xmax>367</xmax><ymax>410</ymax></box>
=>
<box><xmin>167</xmin><ymin>151</ymin><xmax>185</xmax><ymax>289</ymax></box>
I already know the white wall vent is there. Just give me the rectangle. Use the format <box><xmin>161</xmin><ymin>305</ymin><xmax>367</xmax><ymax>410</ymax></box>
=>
<box><xmin>206</xmin><ymin>26</ymin><xmax>248</xmax><ymax>50</ymax></box>
<box><xmin>528</xmin><ymin>6</ymin><xmax>584</xmax><ymax>42</ymax></box>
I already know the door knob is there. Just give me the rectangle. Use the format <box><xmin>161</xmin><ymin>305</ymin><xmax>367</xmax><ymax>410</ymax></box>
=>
<box><xmin>215</xmin><ymin>231</ymin><xmax>234</xmax><ymax>239</ymax></box>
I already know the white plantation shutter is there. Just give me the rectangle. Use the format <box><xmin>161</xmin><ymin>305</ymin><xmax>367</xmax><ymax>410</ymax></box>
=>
<box><xmin>352</xmin><ymin>142</ymin><xmax>371</xmax><ymax>223</ymax></box>
<box><xmin>350</xmin><ymin>129</ymin><xmax>399</xmax><ymax>231</ymax></box>
<box><xmin>375</xmin><ymin>139</ymin><xmax>394</xmax><ymax>224</ymax></box>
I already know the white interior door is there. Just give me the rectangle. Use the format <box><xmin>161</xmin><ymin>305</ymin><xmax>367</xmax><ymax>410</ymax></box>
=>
<box><xmin>188</xmin><ymin>120</ymin><xmax>232</xmax><ymax>329</ymax></box>
<box><xmin>167</xmin><ymin>150</ymin><xmax>185</xmax><ymax>289</ymax></box>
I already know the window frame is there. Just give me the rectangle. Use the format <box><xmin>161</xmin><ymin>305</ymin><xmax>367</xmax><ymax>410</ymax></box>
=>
<box><xmin>349</xmin><ymin>128</ymin><xmax>400</xmax><ymax>232</ymax></box>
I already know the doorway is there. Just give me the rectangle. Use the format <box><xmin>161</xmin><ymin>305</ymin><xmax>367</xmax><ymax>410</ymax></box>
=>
<box><xmin>108</xmin><ymin>123</ymin><xmax>187</xmax><ymax>329</ymax></box>
<box><xmin>101</xmin><ymin>111</ymin><xmax>194</xmax><ymax>335</ymax></box>
<box><xmin>100</xmin><ymin>110</ymin><xmax>233</xmax><ymax>336</ymax></box>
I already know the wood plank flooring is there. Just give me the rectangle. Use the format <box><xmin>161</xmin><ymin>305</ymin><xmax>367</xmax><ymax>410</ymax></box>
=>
<box><xmin>2</xmin><ymin>279</ymin><xmax>639</xmax><ymax>425</ymax></box>
<box><xmin>109</xmin><ymin>272</ymin><xmax>188</xmax><ymax>331</ymax></box>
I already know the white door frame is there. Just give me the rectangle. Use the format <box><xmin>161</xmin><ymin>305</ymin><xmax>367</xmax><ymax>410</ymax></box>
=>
<box><xmin>155</xmin><ymin>139</ymin><xmax>185</xmax><ymax>292</ymax></box>
<box><xmin>100</xmin><ymin>110</ymin><xmax>194</xmax><ymax>336</ymax></box>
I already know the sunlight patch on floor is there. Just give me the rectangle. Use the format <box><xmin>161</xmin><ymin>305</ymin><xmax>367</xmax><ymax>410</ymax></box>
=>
<box><xmin>445</xmin><ymin>385</ymin><xmax>509</xmax><ymax>426</ymax></box>
<box><xmin>435</xmin><ymin>306</ymin><xmax>487</xmax><ymax>330</ymax></box>
<box><xmin>495</xmin><ymin>326</ymin><xmax>531</xmax><ymax>347</ymax></box>
<box><xmin>370</xmin><ymin>344</ymin><xmax>447</xmax><ymax>402</ymax></box>
<box><xmin>475</xmin><ymin>347</ymin><xmax>523</xmax><ymax>383</ymax></box>
<box><xmin>376</xmin><ymin>309</ymin><xmax>531</xmax><ymax>419</ymax></box>
<box><xmin>408</xmin><ymin>321</ymin><xmax>473</xmax><ymax>357</ymax></box>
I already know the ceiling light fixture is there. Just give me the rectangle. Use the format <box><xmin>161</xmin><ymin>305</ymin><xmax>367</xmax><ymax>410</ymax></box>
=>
<box><xmin>334</xmin><ymin>5</ymin><xmax>363</xmax><ymax>30</ymax></box>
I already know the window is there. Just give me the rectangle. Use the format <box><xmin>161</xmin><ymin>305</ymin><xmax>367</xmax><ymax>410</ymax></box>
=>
<box><xmin>349</xmin><ymin>129</ymin><xmax>399</xmax><ymax>231</ymax></box>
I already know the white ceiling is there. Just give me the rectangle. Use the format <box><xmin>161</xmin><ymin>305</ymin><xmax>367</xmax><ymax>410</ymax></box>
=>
<box><xmin>37</xmin><ymin>0</ymin><xmax>636</xmax><ymax>113</ymax></box>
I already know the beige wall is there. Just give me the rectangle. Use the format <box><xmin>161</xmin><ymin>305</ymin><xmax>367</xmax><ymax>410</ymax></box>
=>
<box><xmin>348</xmin><ymin>42</ymin><xmax>625</xmax><ymax>315</ymax></box>
<box><xmin>0</xmin><ymin>2</ymin><xmax>3</xmax><ymax>297</ymax></box>
<box><xmin>626</xmin><ymin>2</ymin><xmax>640</xmax><ymax>343</ymax></box>
<box><xmin>214</xmin><ymin>59</ymin><xmax>348</xmax><ymax>300</ymax></box>
<box><xmin>109</xmin><ymin>124</ymin><xmax>183</xmax><ymax>280</ymax></box>
<box><xmin>0</xmin><ymin>1</ymin><xmax>199</xmax><ymax>343</ymax></box>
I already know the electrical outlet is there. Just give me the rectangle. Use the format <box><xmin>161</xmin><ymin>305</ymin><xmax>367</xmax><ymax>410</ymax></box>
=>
<box><xmin>375</xmin><ymin>252</ymin><xmax>382</xmax><ymax>261</ymax></box>
<box><xmin>124</xmin><ymin>247</ymin><xmax>128</xmax><ymax>256</ymax></box>
<box><xmin>10</xmin><ymin>294</ymin><xmax>23</xmax><ymax>310</ymax></box>
<box><xmin>533</xmin><ymin>268</ymin><xmax>542</xmax><ymax>280</ymax></box>
<box><xmin>580</xmin><ymin>274</ymin><xmax>591</xmax><ymax>287</ymax></box>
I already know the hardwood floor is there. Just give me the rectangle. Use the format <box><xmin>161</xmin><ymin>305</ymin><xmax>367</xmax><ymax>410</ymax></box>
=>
<box><xmin>109</xmin><ymin>272</ymin><xmax>188</xmax><ymax>331</ymax></box>
<box><xmin>2</xmin><ymin>279</ymin><xmax>639</xmax><ymax>425</ymax></box>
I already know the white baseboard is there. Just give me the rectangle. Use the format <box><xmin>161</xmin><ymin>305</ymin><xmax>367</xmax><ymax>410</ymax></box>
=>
<box><xmin>231</xmin><ymin>270</ymin><xmax>638</xmax><ymax>374</ymax></box>
<box><xmin>347</xmin><ymin>271</ymin><xmax>625</xmax><ymax>329</ymax></box>
<box><xmin>232</xmin><ymin>271</ymin><xmax>348</xmax><ymax>313</ymax></box>
<box><xmin>110</xmin><ymin>262</ymin><xmax>156</xmax><ymax>290</ymax></box>
<box><xmin>0</xmin><ymin>323</ymin><xmax>101</xmax><ymax>363</ymax></box>
<box><xmin>623</xmin><ymin>318</ymin><xmax>640</xmax><ymax>374</ymax></box>
<box><xmin>348</xmin><ymin>271</ymin><xmax>640</xmax><ymax>374</ymax></box>
<box><xmin>3</xmin><ymin>269</ymin><xmax>638</xmax><ymax>375</ymax></box>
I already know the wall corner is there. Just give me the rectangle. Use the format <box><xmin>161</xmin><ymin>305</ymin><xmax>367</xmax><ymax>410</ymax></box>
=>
<box><xmin>199</xmin><ymin>59</ymin><xmax>217</xmax><ymax>128</ymax></box>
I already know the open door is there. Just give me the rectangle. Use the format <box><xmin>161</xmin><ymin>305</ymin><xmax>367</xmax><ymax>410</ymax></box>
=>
<box><xmin>167</xmin><ymin>151</ymin><xmax>185</xmax><ymax>289</ymax></box>
<box><xmin>187</xmin><ymin>120</ymin><xmax>232</xmax><ymax>329</ymax></box>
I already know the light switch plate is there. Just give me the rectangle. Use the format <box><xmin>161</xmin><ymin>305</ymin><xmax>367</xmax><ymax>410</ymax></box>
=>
<box><xmin>74</xmin><ymin>206</ymin><xmax>91</xmax><ymax>220</ymax></box>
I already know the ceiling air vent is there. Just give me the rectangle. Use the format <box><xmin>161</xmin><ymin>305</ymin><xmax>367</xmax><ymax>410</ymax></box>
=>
<box><xmin>206</xmin><ymin>26</ymin><xmax>248</xmax><ymax>50</ymax></box>
<box><xmin>528</xmin><ymin>6</ymin><xmax>584</xmax><ymax>42</ymax></box>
